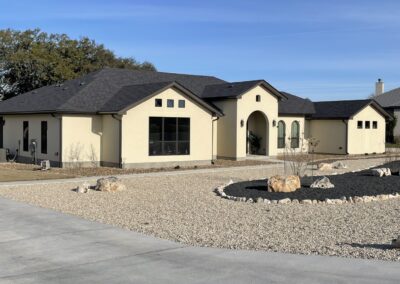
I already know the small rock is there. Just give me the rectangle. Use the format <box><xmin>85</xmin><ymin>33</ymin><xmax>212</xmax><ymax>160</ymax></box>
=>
<box><xmin>271</xmin><ymin>200</ymin><xmax>278</xmax><ymax>204</ymax></box>
<box><xmin>371</xmin><ymin>168</ymin><xmax>391</xmax><ymax>177</ymax></box>
<box><xmin>377</xmin><ymin>194</ymin><xmax>389</xmax><ymax>201</ymax></box>
<box><xmin>310</xmin><ymin>177</ymin><xmax>334</xmax><ymax>189</ymax></box>
<box><xmin>312</xmin><ymin>200</ymin><xmax>319</xmax><ymax>204</ymax></box>
<box><xmin>300</xmin><ymin>199</ymin><xmax>312</xmax><ymax>204</ymax></box>
<box><xmin>324</xmin><ymin>198</ymin><xmax>334</xmax><ymax>204</ymax></box>
<box><xmin>76</xmin><ymin>182</ymin><xmax>90</xmax><ymax>193</ymax></box>
<box><xmin>246</xmin><ymin>198</ymin><xmax>254</xmax><ymax>203</ymax></box>
<box><xmin>278</xmin><ymin>198</ymin><xmax>291</xmax><ymax>204</ymax></box>
<box><xmin>333</xmin><ymin>161</ymin><xmax>348</xmax><ymax>169</ymax></box>
<box><xmin>264</xmin><ymin>199</ymin><xmax>271</xmax><ymax>204</ymax></box>
<box><xmin>353</xmin><ymin>196</ymin><xmax>364</xmax><ymax>203</ymax></box>
<box><xmin>291</xmin><ymin>199</ymin><xmax>299</xmax><ymax>204</ymax></box>
<box><xmin>318</xmin><ymin>163</ymin><xmax>333</xmax><ymax>171</ymax></box>
<box><xmin>256</xmin><ymin>197</ymin><xmax>264</xmax><ymax>203</ymax></box>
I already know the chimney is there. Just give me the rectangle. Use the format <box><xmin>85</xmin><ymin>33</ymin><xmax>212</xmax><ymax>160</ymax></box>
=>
<box><xmin>375</xmin><ymin>78</ymin><xmax>384</xmax><ymax>96</ymax></box>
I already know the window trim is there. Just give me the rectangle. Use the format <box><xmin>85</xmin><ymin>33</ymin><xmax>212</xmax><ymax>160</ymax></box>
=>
<box><xmin>167</xmin><ymin>99</ymin><xmax>174</xmax><ymax>108</ymax></box>
<box><xmin>149</xmin><ymin>117</ymin><xmax>190</xmax><ymax>156</ymax></box>
<box><xmin>23</xmin><ymin>121</ymin><xmax>29</xmax><ymax>152</ymax></box>
<box><xmin>41</xmin><ymin>121</ymin><xmax>48</xmax><ymax>154</ymax></box>
<box><xmin>290</xmin><ymin>121</ymin><xmax>300</xmax><ymax>149</ymax></box>
<box><xmin>277</xmin><ymin>120</ymin><xmax>286</xmax><ymax>149</ymax></box>
<box><xmin>155</xmin><ymin>98</ymin><xmax>162</xmax><ymax>107</ymax></box>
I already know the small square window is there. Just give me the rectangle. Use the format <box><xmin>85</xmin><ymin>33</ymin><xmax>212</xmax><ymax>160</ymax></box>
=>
<box><xmin>357</xmin><ymin>121</ymin><xmax>363</xmax><ymax>129</ymax></box>
<box><xmin>167</xmin><ymin>99</ymin><xmax>174</xmax><ymax>108</ymax></box>
<box><xmin>373</xmin><ymin>121</ymin><xmax>378</xmax><ymax>129</ymax></box>
<box><xmin>178</xmin><ymin>100</ymin><xmax>185</xmax><ymax>108</ymax></box>
<box><xmin>365</xmin><ymin>121</ymin><xmax>370</xmax><ymax>129</ymax></box>
<box><xmin>256</xmin><ymin>95</ymin><xmax>261</xmax><ymax>102</ymax></box>
<box><xmin>155</xmin><ymin>99</ymin><xmax>162</xmax><ymax>107</ymax></box>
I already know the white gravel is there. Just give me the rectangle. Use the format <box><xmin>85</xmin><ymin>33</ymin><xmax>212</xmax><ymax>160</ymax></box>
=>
<box><xmin>0</xmin><ymin>157</ymin><xmax>399</xmax><ymax>261</ymax></box>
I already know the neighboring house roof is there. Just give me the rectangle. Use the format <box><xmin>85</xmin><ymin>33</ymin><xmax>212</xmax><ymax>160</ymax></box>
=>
<box><xmin>310</xmin><ymin>99</ymin><xmax>392</xmax><ymax>119</ymax></box>
<box><xmin>374</xmin><ymin>87</ymin><xmax>400</xmax><ymax>108</ymax></box>
<box><xmin>201</xmin><ymin>80</ymin><xmax>287</xmax><ymax>100</ymax></box>
<box><xmin>278</xmin><ymin>92</ymin><xmax>315</xmax><ymax>115</ymax></box>
<box><xmin>0</xmin><ymin>68</ymin><xmax>225</xmax><ymax>115</ymax></box>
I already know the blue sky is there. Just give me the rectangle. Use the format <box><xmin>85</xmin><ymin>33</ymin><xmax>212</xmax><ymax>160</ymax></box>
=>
<box><xmin>1</xmin><ymin>0</ymin><xmax>399</xmax><ymax>101</ymax></box>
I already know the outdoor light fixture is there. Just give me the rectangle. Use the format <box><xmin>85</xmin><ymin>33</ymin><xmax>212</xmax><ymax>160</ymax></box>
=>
<box><xmin>240</xmin><ymin>119</ymin><xmax>244</xmax><ymax>127</ymax></box>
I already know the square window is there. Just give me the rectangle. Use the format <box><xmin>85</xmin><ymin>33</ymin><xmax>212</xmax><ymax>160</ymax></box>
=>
<box><xmin>357</xmin><ymin>121</ymin><xmax>363</xmax><ymax>129</ymax></box>
<box><xmin>167</xmin><ymin>99</ymin><xmax>174</xmax><ymax>108</ymax></box>
<box><xmin>178</xmin><ymin>100</ymin><xmax>185</xmax><ymax>108</ymax></box>
<box><xmin>365</xmin><ymin>121</ymin><xmax>370</xmax><ymax>129</ymax></box>
<box><xmin>256</xmin><ymin>95</ymin><xmax>261</xmax><ymax>102</ymax></box>
<box><xmin>373</xmin><ymin>121</ymin><xmax>378</xmax><ymax>129</ymax></box>
<box><xmin>155</xmin><ymin>99</ymin><xmax>162</xmax><ymax>107</ymax></box>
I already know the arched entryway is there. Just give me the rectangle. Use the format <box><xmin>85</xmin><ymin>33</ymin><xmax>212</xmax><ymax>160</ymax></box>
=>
<box><xmin>246</xmin><ymin>111</ymin><xmax>268</xmax><ymax>155</ymax></box>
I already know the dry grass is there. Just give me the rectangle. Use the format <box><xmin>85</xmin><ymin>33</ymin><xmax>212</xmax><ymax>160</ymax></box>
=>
<box><xmin>0</xmin><ymin>159</ymin><xmax>276</xmax><ymax>182</ymax></box>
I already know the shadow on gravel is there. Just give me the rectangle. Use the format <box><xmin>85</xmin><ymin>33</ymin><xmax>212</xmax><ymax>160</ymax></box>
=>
<box><xmin>223</xmin><ymin>161</ymin><xmax>400</xmax><ymax>201</ymax></box>
<box><xmin>342</xmin><ymin>243</ymin><xmax>395</xmax><ymax>250</ymax></box>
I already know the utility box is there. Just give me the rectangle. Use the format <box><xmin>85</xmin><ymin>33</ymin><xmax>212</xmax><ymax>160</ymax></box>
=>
<box><xmin>40</xmin><ymin>160</ymin><xmax>51</xmax><ymax>170</ymax></box>
<box><xmin>0</xmin><ymin>149</ymin><xmax>7</xmax><ymax>162</ymax></box>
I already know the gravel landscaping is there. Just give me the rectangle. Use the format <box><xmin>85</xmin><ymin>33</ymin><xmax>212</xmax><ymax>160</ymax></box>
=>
<box><xmin>0</xmin><ymin>157</ymin><xmax>399</xmax><ymax>261</ymax></box>
<box><xmin>224</xmin><ymin>161</ymin><xmax>400</xmax><ymax>202</ymax></box>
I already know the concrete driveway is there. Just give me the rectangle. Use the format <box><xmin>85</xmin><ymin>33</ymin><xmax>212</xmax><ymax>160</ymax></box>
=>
<box><xmin>0</xmin><ymin>198</ymin><xmax>399</xmax><ymax>283</ymax></box>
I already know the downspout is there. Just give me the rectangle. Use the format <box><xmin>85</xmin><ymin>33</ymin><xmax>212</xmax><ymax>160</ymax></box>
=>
<box><xmin>211</xmin><ymin>116</ymin><xmax>220</xmax><ymax>164</ymax></box>
<box><xmin>51</xmin><ymin>113</ymin><xmax>62</xmax><ymax>167</ymax></box>
<box><xmin>342</xmin><ymin>119</ymin><xmax>349</xmax><ymax>155</ymax></box>
<box><xmin>112</xmin><ymin>114</ymin><xmax>123</xmax><ymax>168</ymax></box>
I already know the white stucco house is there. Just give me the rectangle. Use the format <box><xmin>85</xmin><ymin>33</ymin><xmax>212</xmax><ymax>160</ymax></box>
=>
<box><xmin>0</xmin><ymin>68</ymin><xmax>392</xmax><ymax>168</ymax></box>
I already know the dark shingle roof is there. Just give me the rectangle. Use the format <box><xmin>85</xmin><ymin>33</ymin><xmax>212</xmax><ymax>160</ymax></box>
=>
<box><xmin>0</xmin><ymin>68</ymin><xmax>225</xmax><ymax>114</ymax></box>
<box><xmin>201</xmin><ymin>80</ymin><xmax>286</xmax><ymax>100</ymax></box>
<box><xmin>374</xmin><ymin>87</ymin><xmax>400</xmax><ymax>108</ymax></box>
<box><xmin>278</xmin><ymin>92</ymin><xmax>315</xmax><ymax>115</ymax></box>
<box><xmin>310</xmin><ymin>99</ymin><xmax>391</xmax><ymax>119</ymax></box>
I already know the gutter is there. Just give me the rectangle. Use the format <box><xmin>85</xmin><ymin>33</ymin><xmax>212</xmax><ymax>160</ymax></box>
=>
<box><xmin>112</xmin><ymin>114</ymin><xmax>123</xmax><ymax>168</ymax></box>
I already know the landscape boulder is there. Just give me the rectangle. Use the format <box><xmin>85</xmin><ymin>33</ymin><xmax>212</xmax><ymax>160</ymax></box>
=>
<box><xmin>268</xmin><ymin>175</ymin><xmax>301</xmax><ymax>193</ymax></box>
<box><xmin>95</xmin><ymin>177</ymin><xmax>126</xmax><ymax>192</ymax></box>
<box><xmin>310</xmin><ymin>176</ymin><xmax>334</xmax><ymax>189</ymax></box>
<box><xmin>392</xmin><ymin>236</ymin><xmax>400</xmax><ymax>248</ymax></box>
<box><xmin>318</xmin><ymin>163</ymin><xmax>333</xmax><ymax>171</ymax></box>
<box><xmin>371</xmin><ymin>168</ymin><xmax>391</xmax><ymax>177</ymax></box>
<box><xmin>76</xmin><ymin>182</ymin><xmax>90</xmax><ymax>193</ymax></box>
<box><xmin>333</xmin><ymin>161</ymin><xmax>347</xmax><ymax>169</ymax></box>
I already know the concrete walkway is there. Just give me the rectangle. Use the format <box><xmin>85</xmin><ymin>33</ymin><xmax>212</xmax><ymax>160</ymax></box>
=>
<box><xmin>0</xmin><ymin>198</ymin><xmax>399</xmax><ymax>283</ymax></box>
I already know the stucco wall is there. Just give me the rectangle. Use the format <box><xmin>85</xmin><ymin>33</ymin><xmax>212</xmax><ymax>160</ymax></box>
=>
<box><xmin>2</xmin><ymin>114</ymin><xmax>61</xmax><ymax>164</ymax></box>
<box><xmin>236</xmin><ymin>85</ymin><xmax>279</xmax><ymax>158</ymax></box>
<box><xmin>62</xmin><ymin>115</ymin><xmax>102</xmax><ymax>165</ymax></box>
<box><xmin>276</xmin><ymin>116</ymin><xmax>307</xmax><ymax>154</ymax></box>
<box><xmin>392</xmin><ymin>109</ymin><xmax>400</xmax><ymax>138</ymax></box>
<box><xmin>101</xmin><ymin>115</ymin><xmax>120</xmax><ymax>166</ymax></box>
<box><xmin>213</xmin><ymin>99</ymin><xmax>237</xmax><ymax>159</ymax></box>
<box><xmin>309</xmin><ymin>120</ymin><xmax>347</xmax><ymax>154</ymax></box>
<box><xmin>347</xmin><ymin>105</ymin><xmax>386</xmax><ymax>154</ymax></box>
<box><xmin>121</xmin><ymin>87</ymin><xmax>214</xmax><ymax>166</ymax></box>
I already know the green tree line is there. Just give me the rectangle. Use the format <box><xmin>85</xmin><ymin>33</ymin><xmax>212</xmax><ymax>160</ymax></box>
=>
<box><xmin>0</xmin><ymin>29</ymin><xmax>156</xmax><ymax>100</ymax></box>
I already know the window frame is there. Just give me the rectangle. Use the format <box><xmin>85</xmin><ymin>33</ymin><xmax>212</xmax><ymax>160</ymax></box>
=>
<box><xmin>357</xmin><ymin>121</ymin><xmax>363</xmax><ymax>129</ymax></box>
<box><xmin>290</xmin><ymin>121</ymin><xmax>300</xmax><ymax>149</ymax></box>
<box><xmin>372</xmin><ymin>121</ymin><xmax>378</xmax><ymax>129</ymax></box>
<box><xmin>365</xmin><ymin>121</ymin><xmax>371</xmax><ymax>129</ymax></box>
<box><xmin>41</xmin><ymin>121</ymin><xmax>48</xmax><ymax>154</ymax></box>
<box><xmin>167</xmin><ymin>99</ymin><xmax>174</xmax><ymax>108</ymax></box>
<box><xmin>23</xmin><ymin>121</ymin><xmax>29</xmax><ymax>152</ymax></box>
<box><xmin>149</xmin><ymin>117</ymin><xmax>190</xmax><ymax>156</ymax></box>
<box><xmin>277</xmin><ymin>120</ymin><xmax>286</xmax><ymax>149</ymax></box>
<box><xmin>155</xmin><ymin>99</ymin><xmax>162</xmax><ymax>107</ymax></box>
<box><xmin>178</xmin><ymin>100</ymin><xmax>185</xmax><ymax>108</ymax></box>
<box><xmin>256</xmin><ymin>95</ymin><xmax>261</xmax><ymax>102</ymax></box>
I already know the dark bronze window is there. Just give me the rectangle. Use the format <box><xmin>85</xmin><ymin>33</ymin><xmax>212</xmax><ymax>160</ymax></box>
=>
<box><xmin>178</xmin><ymin>100</ymin><xmax>185</xmax><ymax>108</ymax></box>
<box><xmin>41</xmin><ymin>121</ymin><xmax>48</xmax><ymax>154</ymax></box>
<box><xmin>155</xmin><ymin>99</ymin><xmax>162</xmax><ymax>107</ymax></box>
<box><xmin>365</xmin><ymin>121</ymin><xmax>370</xmax><ymax>129</ymax></box>
<box><xmin>277</xmin><ymin>121</ymin><xmax>286</xmax><ymax>148</ymax></box>
<box><xmin>23</xmin><ymin>121</ymin><xmax>29</xmax><ymax>151</ymax></box>
<box><xmin>149</xmin><ymin>117</ymin><xmax>190</xmax><ymax>156</ymax></box>
<box><xmin>357</xmin><ymin>121</ymin><xmax>363</xmax><ymax>129</ymax></box>
<box><xmin>167</xmin><ymin>99</ymin><xmax>174</xmax><ymax>108</ymax></box>
<box><xmin>373</xmin><ymin>121</ymin><xmax>378</xmax><ymax>129</ymax></box>
<box><xmin>290</xmin><ymin>121</ymin><xmax>300</xmax><ymax>148</ymax></box>
<box><xmin>256</xmin><ymin>95</ymin><xmax>261</xmax><ymax>102</ymax></box>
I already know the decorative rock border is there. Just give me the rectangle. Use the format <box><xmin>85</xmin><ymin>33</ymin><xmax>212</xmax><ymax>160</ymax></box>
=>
<box><xmin>215</xmin><ymin>163</ymin><xmax>400</xmax><ymax>205</ymax></box>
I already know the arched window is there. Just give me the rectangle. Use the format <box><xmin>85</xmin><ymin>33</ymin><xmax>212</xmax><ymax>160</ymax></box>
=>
<box><xmin>277</xmin><ymin>121</ymin><xmax>286</xmax><ymax>148</ymax></box>
<box><xmin>291</xmin><ymin>121</ymin><xmax>300</xmax><ymax>148</ymax></box>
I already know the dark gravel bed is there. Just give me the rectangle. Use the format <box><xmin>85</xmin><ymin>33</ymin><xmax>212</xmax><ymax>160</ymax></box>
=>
<box><xmin>224</xmin><ymin>161</ymin><xmax>400</xmax><ymax>201</ymax></box>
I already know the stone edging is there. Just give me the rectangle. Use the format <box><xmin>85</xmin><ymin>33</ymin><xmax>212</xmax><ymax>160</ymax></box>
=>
<box><xmin>215</xmin><ymin>165</ymin><xmax>400</xmax><ymax>205</ymax></box>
